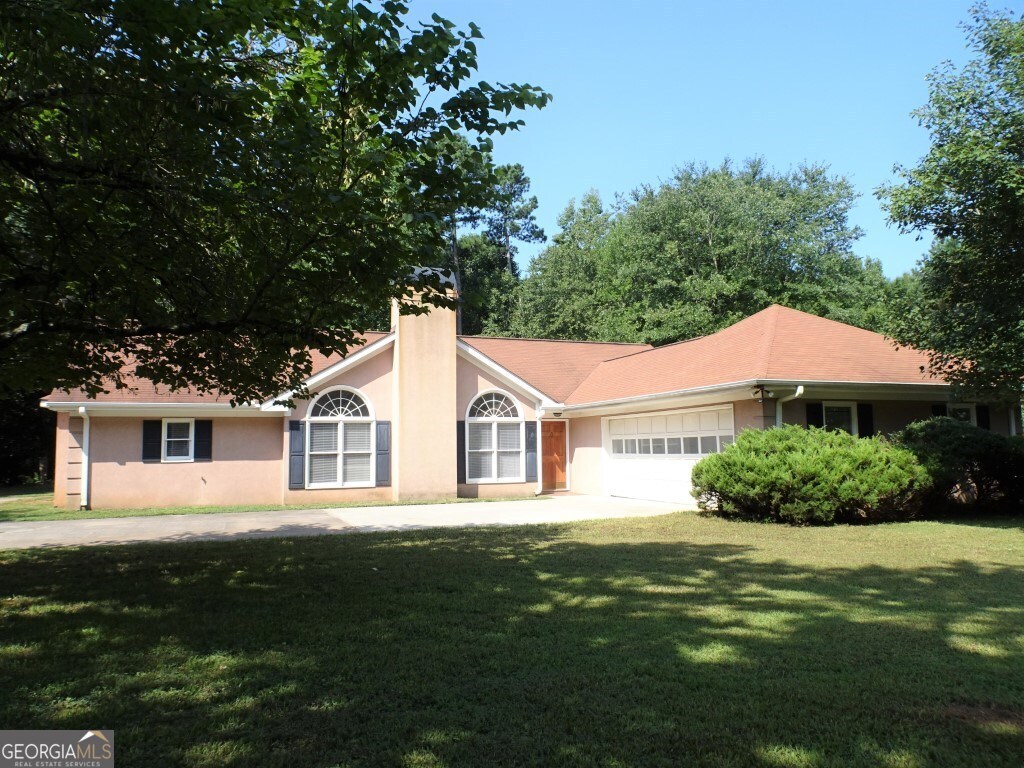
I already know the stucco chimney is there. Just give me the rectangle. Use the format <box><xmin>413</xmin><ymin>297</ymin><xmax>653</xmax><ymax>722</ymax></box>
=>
<box><xmin>390</xmin><ymin>270</ymin><xmax>459</xmax><ymax>499</ymax></box>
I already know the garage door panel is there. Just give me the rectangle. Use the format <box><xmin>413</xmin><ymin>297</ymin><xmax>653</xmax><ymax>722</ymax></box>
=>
<box><xmin>605</xmin><ymin>406</ymin><xmax>735</xmax><ymax>506</ymax></box>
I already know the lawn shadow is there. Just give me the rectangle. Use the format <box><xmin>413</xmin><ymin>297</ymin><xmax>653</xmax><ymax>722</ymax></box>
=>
<box><xmin>0</xmin><ymin>525</ymin><xmax>1022</xmax><ymax>766</ymax></box>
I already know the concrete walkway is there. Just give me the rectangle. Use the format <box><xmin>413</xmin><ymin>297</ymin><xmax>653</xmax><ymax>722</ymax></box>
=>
<box><xmin>0</xmin><ymin>495</ymin><xmax>681</xmax><ymax>550</ymax></box>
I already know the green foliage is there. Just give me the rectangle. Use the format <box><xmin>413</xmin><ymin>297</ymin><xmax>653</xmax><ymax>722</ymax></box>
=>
<box><xmin>0</xmin><ymin>0</ymin><xmax>549</xmax><ymax>401</ymax></box>
<box><xmin>507</xmin><ymin>191</ymin><xmax>609</xmax><ymax>339</ymax></box>
<box><xmin>880</xmin><ymin>6</ymin><xmax>1024</xmax><ymax>399</ymax></box>
<box><xmin>896</xmin><ymin>417</ymin><xmax>1024</xmax><ymax>513</ymax></box>
<box><xmin>691</xmin><ymin>425</ymin><xmax>926</xmax><ymax>524</ymax></box>
<box><xmin>481</xmin><ymin>163</ymin><xmax>545</xmax><ymax>274</ymax></box>
<box><xmin>441</xmin><ymin>233</ymin><xmax>520</xmax><ymax>335</ymax></box>
<box><xmin>0</xmin><ymin>389</ymin><xmax>54</xmax><ymax>485</ymax></box>
<box><xmin>513</xmin><ymin>160</ymin><xmax>892</xmax><ymax>345</ymax></box>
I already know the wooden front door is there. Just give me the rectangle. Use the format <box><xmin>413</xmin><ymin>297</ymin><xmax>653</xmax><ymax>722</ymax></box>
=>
<box><xmin>541</xmin><ymin>421</ymin><xmax>567</xmax><ymax>491</ymax></box>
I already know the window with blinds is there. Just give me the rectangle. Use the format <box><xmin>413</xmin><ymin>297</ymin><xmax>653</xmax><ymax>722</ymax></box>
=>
<box><xmin>162</xmin><ymin>419</ymin><xmax>194</xmax><ymax>462</ymax></box>
<box><xmin>467</xmin><ymin>392</ymin><xmax>524</xmax><ymax>482</ymax></box>
<box><xmin>306</xmin><ymin>389</ymin><xmax>374</xmax><ymax>487</ymax></box>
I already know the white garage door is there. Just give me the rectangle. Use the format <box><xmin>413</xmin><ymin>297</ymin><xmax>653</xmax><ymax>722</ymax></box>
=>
<box><xmin>605</xmin><ymin>407</ymin><xmax>735</xmax><ymax>505</ymax></box>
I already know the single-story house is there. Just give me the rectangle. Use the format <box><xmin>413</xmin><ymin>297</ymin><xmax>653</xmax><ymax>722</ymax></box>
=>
<box><xmin>43</xmin><ymin>296</ymin><xmax>1021</xmax><ymax>510</ymax></box>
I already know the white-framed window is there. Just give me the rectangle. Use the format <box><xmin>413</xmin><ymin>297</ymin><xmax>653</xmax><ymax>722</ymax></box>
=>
<box><xmin>948</xmin><ymin>403</ymin><xmax>977</xmax><ymax>425</ymax></box>
<box><xmin>162</xmin><ymin>418</ymin><xmax>194</xmax><ymax>463</ymax></box>
<box><xmin>608</xmin><ymin>408</ymin><xmax>734</xmax><ymax>458</ymax></box>
<box><xmin>467</xmin><ymin>391</ymin><xmax>524</xmax><ymax>483</ymax></box>
<box><xmin>306</xmin><ymin>388</ymin><xmax>374</xmax><ymax>488</ymax></box>
<box><xmin>823</xmin><ymin>401</ymin><xmax>858</xmax><ymax>435</ymax></box>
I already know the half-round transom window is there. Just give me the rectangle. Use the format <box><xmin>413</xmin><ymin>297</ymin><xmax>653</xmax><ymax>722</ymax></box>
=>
<box><xmin>310</xmin><ymin>390</ymin><xmax>369</xmax><ymax>419</ymax></box>
<box><xmin>468</xmin><ymin>392</ymin><xmax>519</xmax><ymax>419</ymax></box>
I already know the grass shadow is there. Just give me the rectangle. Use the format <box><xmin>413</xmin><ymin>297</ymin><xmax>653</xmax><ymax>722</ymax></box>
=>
<box><xmin>0</xmin><ymin>521</ymin><xmax>1022</xmax><ymax>766</ymax></box>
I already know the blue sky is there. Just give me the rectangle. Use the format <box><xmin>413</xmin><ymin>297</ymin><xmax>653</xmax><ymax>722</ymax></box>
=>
<box><xmin>416</xmin><ymin>0</ymin><xmax>996</xmax><ymax>278</ymax></box>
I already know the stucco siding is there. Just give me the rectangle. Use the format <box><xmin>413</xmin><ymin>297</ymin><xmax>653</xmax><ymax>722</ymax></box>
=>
<box><xmin>734</xmin><ymin>398</ymin><xmax>775</xmax><ymax>432</ymax></box>
<box><xmin>566</xmin><ymin>416</ymin><xmax>604</xmax><ymax>496</ymax></box>
<box><xmin>290</xmin><ymin>348</ymin><xmax>394</xmax><ymax>421</ymax></box>
<box><xmin>53</xmin><ymin>412</ymin><xmax>70</xmax><ymax>508</ymax></box>
<box><xmin>457</xmin><ymin>482</ymin><xmax>535</xmax><ymax>499</ymax></box>
<box><xmin>283</xmin><ymin>486</ymin><xmax>395</xmax><ymax>505</ymax></box>
<box><xmin>393</xmin><ymin>300</ymin><xmax>458</xmax><ymax>499</ymax></box>
<box><xmin>88</xmin><ymin>417</ymin><xmax>284</xmax><ymax>508</ymax></box>
<box><xmin>456</xmin><ymin>356</ymin><xmax>538</xmax><ymax>421</ymax></box>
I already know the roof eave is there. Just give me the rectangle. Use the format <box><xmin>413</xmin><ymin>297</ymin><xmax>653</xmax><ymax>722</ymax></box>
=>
<box><xmin>40</xmin><ymin>401</ymin><xmax>280</xmax><ymax>416</ymax></box>
<box><xmin>561</xmin><ymin>377</ymin><xmax>952</xmax><ymax>415</ymax></box>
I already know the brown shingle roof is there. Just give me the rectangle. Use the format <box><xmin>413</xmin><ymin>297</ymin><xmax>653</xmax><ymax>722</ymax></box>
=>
<box><xmin>44</xmin><ymin>332</ymin><xmax>391</xmax><ymax>403</ymax></box>
<box><xmin>44</xmin><ymin>308</ymin><xmax>943</xmax><ymax>409</ymax></box>
<box><xmin>460</xmin><ymin>336</ymin><xmax>651</xmax><ymax>402</ymax></box>
<box><xmin>564</xmin><ymin>305</ymin><xmax>941</xmax><ymax>405</ymax></box>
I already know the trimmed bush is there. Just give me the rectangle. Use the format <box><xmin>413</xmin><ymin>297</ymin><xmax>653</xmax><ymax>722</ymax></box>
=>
<box><xmin>691</xmin><ymin>425</ymin><xmax>926</xmax><ymax>525</ymax></box>
<box><xmin>896</xmin><ymin>417</ymin><xmax>1024</xmax><ymax>514</ymax></box>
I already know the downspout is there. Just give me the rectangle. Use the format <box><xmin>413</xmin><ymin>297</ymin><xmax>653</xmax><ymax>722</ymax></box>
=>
<box><xmin>775</xmin><ymin>386</ymin><xmax>804</xmax><ymax>428</ymax></box>
<box><xmin>78</xmin><ymin>406</ymin><xmax>90</xmax><ymax>509</ymax></box>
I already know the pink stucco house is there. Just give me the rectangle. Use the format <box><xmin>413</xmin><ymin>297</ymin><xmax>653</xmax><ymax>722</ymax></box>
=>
<box><xmin>43</xmin><ymin>297</ymin><xmax>1020</xmax><ymax>510</ymax></box>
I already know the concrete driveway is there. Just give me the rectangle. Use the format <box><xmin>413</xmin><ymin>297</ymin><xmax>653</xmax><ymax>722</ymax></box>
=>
<box><xmin>0</xmin><ymin>495</ymin><xmax>682</xmax><ymax>550</ymax></box>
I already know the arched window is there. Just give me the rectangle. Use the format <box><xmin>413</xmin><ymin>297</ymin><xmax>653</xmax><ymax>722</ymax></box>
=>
<box><xmin>466</xmin><ymin>391</ymin><xmax>524</xmax><ymax>482</ymax></box>
<box><xmin>310</xmin><ymin>390</ymin><xmax>370</xmax><ymax>419</ymax></box>
<box><xmin>306</xmin><ymin>388</ymin><xmax>373</xmax><ymax>487</ymax></box>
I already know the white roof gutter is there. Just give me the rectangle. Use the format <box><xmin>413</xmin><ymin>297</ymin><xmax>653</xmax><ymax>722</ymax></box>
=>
<box><xmin>561</xmin><ymin>378</ymin><xmax>950</xmax><ymax>415</ymax></box>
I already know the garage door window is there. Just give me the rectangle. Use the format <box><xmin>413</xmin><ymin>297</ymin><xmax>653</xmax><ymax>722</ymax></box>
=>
<box><xmin>609</xmin><ymin>408</ymin><xmax>735</xmax><ymax>458</ymax></box>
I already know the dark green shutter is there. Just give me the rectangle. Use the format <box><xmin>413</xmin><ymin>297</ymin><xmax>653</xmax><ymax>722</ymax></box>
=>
<box><xmin>457</xmin><ymin>421</ymin><xmax>466</xmax><ymax>484</ymax></box>
<box><xmin>288</xmin><ymin>421</ymin><xmax>305</xmax><ymax>489</ymax></box>
<box><xmin>142</xmin><ymin>420</ymin><xmax>161</xmax><ymax>462</ymax></box>
<box><xmin>194</xmin><ymin>420</ymin><xmax>213</xmax><ymax>461</ymax></box>
<box><xmin>931</xmin><ymin>404</ymin><xmax>948</xmax><ymax>418</ymax></box>
<box><xmin>806</xmin><ymin>402</ymin><xmax>824</xmax><ymax>429</ymax></box>
<box><xmin>976</xmin><ymin>405</ymin><xmax>991</xmax><ymax>430</ymax></box>
<box><xmin>525</xmin><ymin>422</ymin><xmax>538</xmax><ymax>482</ymax></box>
<box><xmin>856</xmin><ymin>403</ymin><xmax>875</xmax><ymax>438</ymax></box>
<box><xmin>375</xmin><ymin>421</ymin><xmax>391</xmax><ymax>486</ymax></box>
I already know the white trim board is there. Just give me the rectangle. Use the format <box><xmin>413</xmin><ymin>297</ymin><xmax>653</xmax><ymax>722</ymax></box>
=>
<box><xmin>456</xmin><ymin>341</ymin><xmax>557</xmax><ymax>410</ymax></box>
<box><xmin>40</xmin><ymin>402</ymin><xmax>278</xmax><ymax>417</ymax></box>
<box><xmin>261</xmin><ymin>334</ymin><xmax>395</xmax><ymax>410</ymax></box>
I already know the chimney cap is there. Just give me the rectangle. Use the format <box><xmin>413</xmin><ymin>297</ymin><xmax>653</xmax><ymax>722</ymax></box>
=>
<box><xmin>408</xmin><ymin>266</ymin><xmax>457</xmax><ymax>290</ymax></box>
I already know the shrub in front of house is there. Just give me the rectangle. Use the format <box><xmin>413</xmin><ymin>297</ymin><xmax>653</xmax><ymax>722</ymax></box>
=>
<box><xmin>690</xmin><ymin>425</ymin><xmax>926</xmax><ymax>525</ymax></box>
<box><xmin>896</xmin><ymin>417</ymin><xmax>1024</xmax><ymax>514</ymax></box>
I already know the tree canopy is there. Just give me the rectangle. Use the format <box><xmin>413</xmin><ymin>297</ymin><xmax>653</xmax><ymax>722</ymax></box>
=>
<box><xmin>0</xmin><ymin>0</ymin><xmax>548</xmax><ymax>402</ymax></box>
<box><xmin>881</xmin><ymin>6</ymin><xmax>1024</xmax><ymax>400</ymax></box>
<box><xmin>510</xmin><ymin>160</ymin><xmax>890</xmax><ymax>345</ymax></box>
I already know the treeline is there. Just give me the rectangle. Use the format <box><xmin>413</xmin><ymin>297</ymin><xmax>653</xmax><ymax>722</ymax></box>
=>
<box><xmin>451</xmin><ymin>158</ymin><xmax>903</xmax><ymax>343</ymax></box>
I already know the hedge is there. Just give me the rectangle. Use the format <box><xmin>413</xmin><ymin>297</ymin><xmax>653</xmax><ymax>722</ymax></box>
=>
<box><xmin>896</xmin><ymin>417</ymin><xmax>1024</xmax><ymax>513</ymax></box>
<box><xmin>690</xmin><ymin>425</ymin><xmax>926</xmax><ymax>524</ymax></box>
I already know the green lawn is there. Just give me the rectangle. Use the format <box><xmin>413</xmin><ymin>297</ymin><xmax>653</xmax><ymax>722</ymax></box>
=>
<box><xmin>0</xmin><ymin>491</ymin><xmax>543</xmax><ymax>523</ymax></box>
<box><xmin>1</xmin><ymin>512</ymin><xmax>1023</xmax><ymax>767</ymax></box>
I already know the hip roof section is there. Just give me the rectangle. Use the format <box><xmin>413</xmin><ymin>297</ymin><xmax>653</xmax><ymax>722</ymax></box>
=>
<box><xmin>564</xmin><ymin>305</ymin><xmax>940</xmax><ymax>405</ymax></box>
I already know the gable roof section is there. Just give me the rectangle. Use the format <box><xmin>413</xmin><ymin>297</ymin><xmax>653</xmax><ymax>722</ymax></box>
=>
<box><xmin>459</xmin><ymin>336</ymin><xmax>651</xmax><ymax>402</ymax></box>
<box><xmin>44</xmin><ymin>332</ymin><xmax>391</xmax><ymax>405</ymax></box>
<box><xmin>564</xmin><ymin>305</ymin><xmax>941</xmax><ymax>406</ymax></box>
